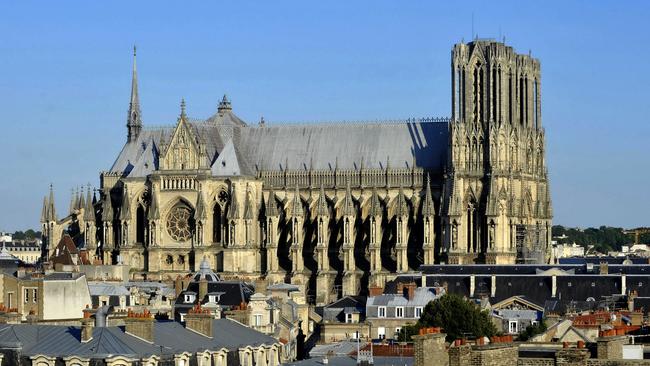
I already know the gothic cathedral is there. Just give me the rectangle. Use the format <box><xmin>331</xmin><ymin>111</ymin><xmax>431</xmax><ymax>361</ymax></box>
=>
<box><xmin>41</xmin><ymin>40</ymin><xmax>552</xmax><ymax>304</ymax></box>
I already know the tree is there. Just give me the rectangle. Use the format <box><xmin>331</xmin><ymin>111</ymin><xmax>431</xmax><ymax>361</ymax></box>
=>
<box><xmin>417</xmin><ymin>293</ymin><xmax>497</xmax><ymax>342</ymax></box>
<box><xmin>518</xmin><ymin>321</ymin><xmax>547</xmax><ymax>341</ymax></box>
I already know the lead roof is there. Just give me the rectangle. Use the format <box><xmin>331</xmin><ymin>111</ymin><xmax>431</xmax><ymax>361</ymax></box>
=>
<box><xmin>109</xmin><ymin>109</ymin><xmax>449</xmax><ymax>178</ymax></box>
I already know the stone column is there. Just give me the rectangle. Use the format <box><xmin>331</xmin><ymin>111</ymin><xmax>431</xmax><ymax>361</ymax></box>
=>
<box><xmin>396</xmin><ymin>216</ymin><xmax>409</xmax><ymax>272</ymax></box>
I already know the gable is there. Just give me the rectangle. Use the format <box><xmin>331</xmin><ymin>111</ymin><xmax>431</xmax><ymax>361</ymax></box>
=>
<box><xmin>160</xmin><ymin>118</ymin><xmax>203</xmax><ymax>170</ymax></box>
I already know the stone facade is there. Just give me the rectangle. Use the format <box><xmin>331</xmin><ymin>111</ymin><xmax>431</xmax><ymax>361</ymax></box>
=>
<box><xmin>414</xmin><ymin>331</ymin><xmax>650</xmax><ymax>366</ymax></box>
<box><xmin>41</xmin><ymin>40</ymin><xmax>553</xmax><ymax>303</ymax></box>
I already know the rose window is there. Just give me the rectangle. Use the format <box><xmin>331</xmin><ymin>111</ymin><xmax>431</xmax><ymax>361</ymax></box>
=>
<box><xmin>166</xmin><ymin>206</ymin><xmax>194</xmax><ymax>241</ymax></box>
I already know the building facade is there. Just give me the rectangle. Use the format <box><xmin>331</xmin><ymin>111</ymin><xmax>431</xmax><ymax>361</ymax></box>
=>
<box><xmin>41</xmin><ymin>40</ymin><xmax>552</xmax><ymax>304</ymax></box>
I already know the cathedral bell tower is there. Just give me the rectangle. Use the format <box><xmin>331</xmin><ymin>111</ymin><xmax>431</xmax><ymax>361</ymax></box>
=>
<box><xmin>443</xmin><ymin>39</ymin><xmax>552</xmax><ymax>265</ymax></box>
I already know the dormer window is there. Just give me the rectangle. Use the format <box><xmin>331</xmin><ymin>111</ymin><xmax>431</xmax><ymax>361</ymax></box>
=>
<box><xmin>184</xmin><ymin>293</ymin><xmax>196</xmax><ymax>303</ymax></box>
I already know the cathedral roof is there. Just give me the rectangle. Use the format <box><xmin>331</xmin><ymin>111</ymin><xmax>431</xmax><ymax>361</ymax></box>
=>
<box><xmin>109</xmin><ymin>113</ymin><xmax>449</xmax><ymax>179</ymax></box>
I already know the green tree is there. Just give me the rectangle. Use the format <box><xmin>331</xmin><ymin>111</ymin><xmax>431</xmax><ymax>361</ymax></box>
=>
<box><xmin>417</xmin><ymin>293</ymin><xmax>496</xmax><ymax>342</ymax></box>
<box><xmin>518</xmin><ymin>321</ymin><xmax>547</xmax><ymax>341</ymax></box>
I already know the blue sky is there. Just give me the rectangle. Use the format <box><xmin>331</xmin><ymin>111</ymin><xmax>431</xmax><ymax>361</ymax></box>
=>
<box><xmin>1</xmin><ymin>1</ymin><xmax>649</xmax><ymax>231</ymax></box>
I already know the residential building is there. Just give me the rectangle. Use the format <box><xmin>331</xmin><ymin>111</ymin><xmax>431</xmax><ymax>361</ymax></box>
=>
<box><xmin>0</xmin><ymin>307</ymin><xmax>288</xmax><ymax>365</ymax></box>
<box><xmin>321</xmin><ymin>296</ymin><xmax>369</xmax><ymax>343</ymax></box>
<box><xmin>1</xmin><ymin>271</ymin><xmax>91</xmax><ymax>322</ymax></box>
<box><xmin>366</xmin><ymin>283</ymin><xmax>442</xmax><ymax>340</ymax></box>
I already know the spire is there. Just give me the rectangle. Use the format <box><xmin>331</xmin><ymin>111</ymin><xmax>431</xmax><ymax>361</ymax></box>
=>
<box><xmin>394</xmin><ymin>185</ymin><xmax>408</xmax><ymax>217</ymax></box>
<box><xmin>84</xmin><ymin>186</ymin><xmax>95</xmax><ymax>222</ymax></box>
<box><xmin>127</xmin><ymin>45</ymin><xmax>142</xmax><ymax>142</ymax></box>
<box><xmin>265</xmin><ymin>187</ymin><xmax>279</xmax><ymax>217</ymax></box>
<box><xmin>102</xmin><ymin>190</ymin><xmax>114</xmax><ymax>222</ymax></box>
<box><xmin>194</xmin><ymin>190</ymin><xmax>207</xmax><ymax>221</ymax></box>
<box><xmin>368</xmin><ymin>186</ymin><xmax>382</xmax><ymax>217</ymax></box>
<box><xmin>40</xmin><ymin>195</ymin><xmax>49</xmax><ymax>223</ymax></box>
<box><xmin>218</xmin><ymin>94</ymin><xmax>232</xmax><ymax>113</ymax></box>
<box><xmin>179</xmin><ymin>98</ymin><xmax>187</xmax><ymax>120</ymax></box>
<box><xmin>291</xmin><ymin>185</ymin><xmax>303</xmax><ymax>218</ymax></box>
<box><xmin>78</xmin><ymin>186</ymin><xmax>86</xmax><ymax>212</ymax></box>
<box><xmin>69</xmin><ymin>187</ymin><xmax>77</xmax><ymax>215</ymax></box>
<box><xmin>48</xmin><ymin>184</ymin><xmax>57</xmax><ymax>222</ymax></box>
<box><xmin>315</xmin><ymin>184</ymin><xmax>329</xmax><ymax>217</ymax></box>
<box><xmin>422</xmin><ymin>175</ymin><xmax>435</xmax><ymax>217</ymax></box>
<box><xmin>119</xmin><ymin>186</ymin><xmax>131</xmax><ymax>221</ymax></box>
<box><xmin>148</xmin><ymin>191</ymin><xmax>160</xmax><ymax>220</ymax></box>
<box><xmin>342</xmin><ymin>180</ymin><xmax>355</xmax><ymax>217</ymax></box>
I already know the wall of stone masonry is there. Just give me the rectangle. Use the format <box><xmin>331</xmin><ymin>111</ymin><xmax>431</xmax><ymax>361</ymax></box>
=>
<box><xmin>517</xmin><ymin>358</ymin><xmax>554</xmax><ymax>366</ymax></box>
<box><xmin>470</xmin><ymin>345</ymin><xmax>518</xmax><ymax>366</ymax></box>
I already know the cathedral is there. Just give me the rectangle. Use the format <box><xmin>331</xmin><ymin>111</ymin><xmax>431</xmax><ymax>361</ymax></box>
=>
<box><xmin>41</xmin><ymin>40</ymin><xmax>552</xmax><ymax>304</ymax></box>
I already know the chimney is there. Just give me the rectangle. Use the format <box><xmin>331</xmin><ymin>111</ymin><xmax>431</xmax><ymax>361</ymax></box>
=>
<box><xmin>124</xmin><ymin>309</ymin><xmax>154</xmax><ymax>343</ymax></box>
<box><xmin>628</xmin><ymin>290</ymin><xmax>637</xmax><ymax>312</ymax></box>
<box><xmin>81</xmin><ymin>306</ymin><xmax>94</xmax><ymax>342</ymax></box>
<box><xmin>404</xmin><ymin>282</ymin><xmax>417</xmax><ymax>301</ymax></box>
<box><xmin>94</xmin><ymin>305</ymin><xmax>112</xmax><ymax>327</ymax></box>
<box><xmin>368</xmin><ymin>285</ymin><xmax>383</xmax><ymax>297</ymax></box>
<box><xmin>600</xmin><ymin>261</ymin><xmax>609</xmax><ymax>275</ymax></box>
<box><xmin>185</xmin><ymin>304</ymin><xmax>213</xmax><ymax>338</ymax></box>
<box><xmin>199</xmin><ymin>277</ymin><xmax>208</xmax><ymax>302</ymax></box>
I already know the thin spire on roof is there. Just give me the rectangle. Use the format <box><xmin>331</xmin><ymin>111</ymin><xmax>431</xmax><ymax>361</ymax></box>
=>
<box><xmin>422</xmin><ymin>175</ymin><xmax>435</xmax><ymax>217</ymax></box>
<box><xmin>84</xmin><ymin>185</ymin><xmax>95</xmax><ymax>222</ymax></box>
<box><xmin>315</xmin><ymin>184</ymin><xmax>329</xmax><ymax>217</ymax></box>
<box><xmin>41</xmin><ymin>195</ymin><xmax>49</xmax><ymax>223</ymax></box>
<box><xmin>218</xmin><ymin>94</ymin><xmax>232</xmax><ymax>113</ymax></box>
<box><xmin>48</xmin><ymin>184</ymin><xmax>57</xmax><ymax>222</ymax></box>
<box><xmin>69</xmin><ymin>187</ymin><xmax>77</xmax><ymax>215</ymax></box>
<box><xmin>102</xmin><ymin>189</ymin><xmax>114</xmax><ymax>222</ymax></box>
<box><xmin>342</xmin><ymin>179</ymin><xmax>355</xmax><ymax>217</ymax></box>
<box><xmin>394</xmin><ymin>184</ymin><xmax>409</xmax><ymax>217</ymax></box>
<box><xmin>292</xmin><ymin>184</ymin><xmax>303</xmax><ymax>218</ymax></box>
<box><xmin>180</xmin><ymin>98</ymin><xmax>187</xmax><ymax>120</ymax></box>
<box><xmin>368</xmin><ymin>186</ymin><xmax>382</xmax><ymax>217</ymax></box>
<box><xmin>127</xmin><ymin>44</ymin><xmax>142</xmax><ymax>142</ymax></box>
<box><xmin>265</xmin><ymin>187</ymin><xmax>278</xmax><ymax>217</ymax></box>
<box><xmin>78</xmin><ymin>186</ymin><xmax>86</xmax><ymax>211</ymax></box>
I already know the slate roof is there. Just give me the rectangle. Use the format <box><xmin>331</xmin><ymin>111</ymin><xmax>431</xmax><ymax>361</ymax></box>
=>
<box><xmin>88</xmin><ymin>282</ymin><xmax>130</xmax><ymax>297</ymax></box>
<box><xmin>367</xmin><ymin>288</ymin><xmax>439</xmax><ymax>307</ymax></box>
<box><xmin>175</xmin><ymin>281</ymin><xmax>254</xmax><ymax>309</ymax></box>
<box><xmin>109</xmin><ymin>111</ymin><xmax>449</xmax><ymax>178</ymax></box>
<box><xmin>0</xmin><ymin>319</ymin><xmax>278</xmax><ymax>358</ymax></box>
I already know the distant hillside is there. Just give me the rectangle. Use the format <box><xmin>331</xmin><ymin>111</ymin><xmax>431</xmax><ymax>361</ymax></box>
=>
<box><xmin>552</xmin><ymin>225</ymin><xmax>649</xmax><ymax>253</ymax></box>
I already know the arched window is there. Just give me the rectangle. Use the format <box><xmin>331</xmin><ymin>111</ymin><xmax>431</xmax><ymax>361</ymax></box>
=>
<box><xmin>136</xmin><ymin>205</ymin><xmax>146</xmax><ymax>244</ymax></box>
<box><xmin>534</xmin><ymin>79</ymin><xmax>539</xmax><ymax>128</ymax></box>
<box><xmin>213</xmin><ymin>204</ymin><xmax>222</xmax><ymax>243</ymax></box>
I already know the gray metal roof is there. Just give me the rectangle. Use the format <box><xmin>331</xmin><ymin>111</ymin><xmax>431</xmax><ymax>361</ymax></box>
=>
<box><xmin>0</xmin><ymin>318</ymin><xmax>278</xmax><ymax>358</ymax></box>
<box><xmin>88</xmin><ymin>282</ymin><xmax>130</xmax><ymax>297</ymax></box>
<box><xmin>367</xmin><ymin>287</ymin><xmax>439</xmax><ymax>307</ymax></box>
<box><xmin>109</xmin><ymin>113</ymin><xmax>449</xmax><ymax>178</ymax></box>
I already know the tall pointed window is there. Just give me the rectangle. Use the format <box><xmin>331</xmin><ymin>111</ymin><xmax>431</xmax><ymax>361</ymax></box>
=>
<box><xmin>213</xmin><ymin>204</ymin><xmax>222</xmax><ymax>243</ymax></box>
